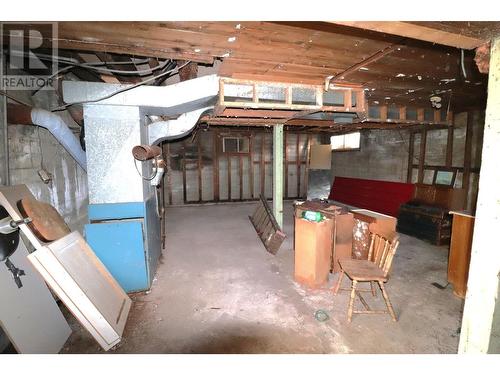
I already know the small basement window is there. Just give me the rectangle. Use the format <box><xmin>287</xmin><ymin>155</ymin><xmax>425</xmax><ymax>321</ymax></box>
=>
<box><xmin>222</xmin><ymin>136</ymin><xmax>249</xmax><ymax>153</ymax></box>
<box><xmin>330</xmin><ymin>132</ymin><xmax>361</xmax><ymax>151</ymax></box>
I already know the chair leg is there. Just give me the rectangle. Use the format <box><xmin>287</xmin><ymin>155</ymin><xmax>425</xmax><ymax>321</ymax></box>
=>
<box><xmin>370</xmin><ymin>281</ymin><xmax>377</xmax><ymax>297</ymax></box>
<box><xmin>348</xmin><ymin>280</ymin><xmax>358</xmax><ymax>323</ymax></box>
<box><xmin>333</xmin><ymin>270</ymin><xmax>345</xmax><ymax>295</ymax></box>
<box><xmin>378</xmin><ymin>281</ymin><xmax>397</xmax><ymax>322</ymax></box>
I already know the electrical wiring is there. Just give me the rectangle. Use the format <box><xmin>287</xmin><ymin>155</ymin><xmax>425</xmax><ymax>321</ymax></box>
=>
<box><xmin>133</xmin><ymin>158</ymin><xmax>158</xmax><ymax>181</ymax></box>
<box><xmin>47</xmin><ymin>58</ymin><xmax>170</xmax><ymax>80</ymax></box>
<box><xmin>8</xmin><ymin>50</ymin><xmax>150</xmax><ymax>68</ymax></box>
<box><xmin>7</xmin><ymin>51</ymin><xmax>164</xmax><ymax>77</ymax></box>
<box><xmin>50</xmin><ymin>60</ymin><xmax>190</xmax><ymax>112</ymax></box>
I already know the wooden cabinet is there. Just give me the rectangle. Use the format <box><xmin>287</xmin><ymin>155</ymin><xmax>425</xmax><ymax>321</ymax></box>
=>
<box><xmin>293</xmin><ymin>201</ymin><xmax>354</xmax><ymax>288</ymax></box>
<box><xmin>448</xmin><ymin>211</ymin><xmax>475</xmax><ymax>298</ymax></box>
<box><xmin>294</xmin><ymin>217</ymin><xmax>333</xmax><ymax>288</ymax></box>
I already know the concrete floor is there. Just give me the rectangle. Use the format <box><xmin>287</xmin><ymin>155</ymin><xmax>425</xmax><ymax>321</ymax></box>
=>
<box><xmin>63</xmin><ymin>202</ymin><xmax>464</xmax><ymax>354</ymax></box>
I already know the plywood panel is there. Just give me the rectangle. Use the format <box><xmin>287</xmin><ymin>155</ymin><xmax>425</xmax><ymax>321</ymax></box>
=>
<box><xmin>309</xmin><ymin>144</ymin><xmax>332</xmax><ymax>170</ymax></box>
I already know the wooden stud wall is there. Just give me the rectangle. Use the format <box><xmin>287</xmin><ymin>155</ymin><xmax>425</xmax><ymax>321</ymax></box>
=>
<box><xmin>164</xmin><ymin>129</ymin><xmax>316</xmax><ymax>205</ymax></box>
<box><xmin>406</xmin><ymin>111</ymin><xmax>481</xmax><ymax>210</ymax></box>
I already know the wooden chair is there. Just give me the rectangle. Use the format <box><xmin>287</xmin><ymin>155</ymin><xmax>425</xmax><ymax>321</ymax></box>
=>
<box><xmin>333</xmin><ymin>232</ymin><xmax>400</xmax><ymax>322</ymax></box>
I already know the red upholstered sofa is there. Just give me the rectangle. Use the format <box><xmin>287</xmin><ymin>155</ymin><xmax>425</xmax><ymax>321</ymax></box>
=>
<box><xmin>328</xmin><ymin>176</ymin><xmax>415</xmax><ymax>217</ymax></box>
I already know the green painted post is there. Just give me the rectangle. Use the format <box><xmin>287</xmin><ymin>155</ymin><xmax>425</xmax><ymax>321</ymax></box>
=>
<box><xmin>273</xmin><ymin>124</ymin><xmax>284</xmax><ymax>228</ymax></box>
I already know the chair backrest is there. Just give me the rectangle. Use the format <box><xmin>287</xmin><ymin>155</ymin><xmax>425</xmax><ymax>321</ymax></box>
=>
<box><xmin>367</xmin><ymin>232</ymin><xmax>400</xmax><ymax>277</ymax></box>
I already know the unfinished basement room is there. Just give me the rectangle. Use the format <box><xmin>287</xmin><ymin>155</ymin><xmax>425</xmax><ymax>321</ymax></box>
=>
<box><xmin>2</xmin><ymin>12</ymin><xmax>500</xmax><ymax>365</ymax></box>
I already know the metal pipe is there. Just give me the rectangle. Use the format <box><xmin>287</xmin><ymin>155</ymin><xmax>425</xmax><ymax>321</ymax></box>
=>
<box><xmin>132</xmin><ymin>145</ymin><xmax>162</xmax><ymax>161</ymax></box>
<box><xmin>7</xmin><ymin>103</ymin><xmax>87</xmax><ymax>171</ymax></box>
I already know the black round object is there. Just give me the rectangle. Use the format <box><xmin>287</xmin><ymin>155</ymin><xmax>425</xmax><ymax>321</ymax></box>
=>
<box><xmin>0</xmin><ymin>205</ymin><xmax>19</xmax><ymax>262</ymax></box>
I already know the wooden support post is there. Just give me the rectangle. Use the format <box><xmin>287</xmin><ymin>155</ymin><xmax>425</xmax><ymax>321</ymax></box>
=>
<box><xmin>447</xmin><ymin>110</ymin><xmax>454</xmax><ymax>124</ymax></box>
<box><xmin>284</xmin><ymin>131</ymin><xmax>288</xmax><ymax>199</ymax></box>
<box><xmin>433</xmin><ymin>109</ymin><xmax>441</xmax><ymax>123</ymax></box>
<box><xmin>182</xmin><ymin>142</ymin><xmax>187</xmax><ymax>204</ymax></box>
<box><xmin>417</xmin><ymin>108</ymin><xmax>425</xmax><ymax>122</ymax></box>
<box><xmin>304</xmin><ymin>134</ymin><xmax>311</xmax><ymax>197</ymax></box>
<box><xmin>399</xmin><ymin>106</ymin><xmax>407</xmax><ymax>121</ymax></box>
<box><xmin>417</xmin><ymin>129</ymin><xmax>427</xmax><ymax>183</ymax></box>
<box><xmin>227</xmin><ymin>153</ymin><xmax>232</xmax><ymax>200</ymax></box>
<box><xmin>446</xmin><ymin>123</ymin><xmax>454</xmax><ymax>167</ymax></box>
<box><xmin>459</xmin><ymin>37</ymin><xmax>500</xmax><ymax>353</ymax></box>
<box><xmin>249</xmin><ymin>135</ymin><xmax>254</xmax><ymax>199</ymax></box>
<box><xmin>407</xmin><ymin>131</ymin><xmax>415</xmax><ymax>183</ymax></box>
<box><xmin>273</xmin><ymin>124</ymin><xmax>284</xmax><ymax>228</ymax></box>
<box><xmin>379</xmin><ymin>105</ymin><xmax>388</xmax><ymax>121</ymax></box>
<box><xmin>239</xmin><ymin>154</ymin><xmax>243</xmax><ymax>200</ymax></box>
<box><xmin>261</xmin><ymin>134</ymin><xmax>266</xmax><ymax>197</ymax></box>
<box><xmin>213</xmin><ymin>131</ymin><xmax>220</xmax><ymax>201</ymax></box>
<box><xmin>344</xmin><ymin>90</ymin><xmax>352</xmax><ymax>110</ymax></box>
<box><xmin>296</xmin><ymin>133</ymin><xmax>301</xmax><ymax>198</ymax></box>
<box><xmin>198</xmin><ymin>139</ymin><xmax>202</xmax><ymax>202</ymax></box>
<box><xmin>462</xmin><ymin>111</ymin><xmax>474</xmax><ymax>208</ymax></box>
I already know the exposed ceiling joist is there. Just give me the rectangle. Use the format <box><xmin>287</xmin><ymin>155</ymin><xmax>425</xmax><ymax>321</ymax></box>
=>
<box><xmin>329</xmin><ymin>43</ymin><xmax>404</xmax><ymax>85</ymax></box>
<box><xmin>328</xmin><ymin>21</ymin><xmax>492</xmax><ymax>50</ymax></box>
<box><xmin>8</xmin><ymin>21</ymin><xmax>490</xmax><ymax>110</ymax></box>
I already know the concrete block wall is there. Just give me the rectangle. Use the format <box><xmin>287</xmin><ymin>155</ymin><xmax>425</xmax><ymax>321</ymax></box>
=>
<box><xmin>331</xmin><ymin>129</ymin><xmax>410</xmax><ymax>183</ymax></box>
<box><xmin>5</xmin><ymin>88</ymin><xmax>88</xmax><ymax>231</ymax></box>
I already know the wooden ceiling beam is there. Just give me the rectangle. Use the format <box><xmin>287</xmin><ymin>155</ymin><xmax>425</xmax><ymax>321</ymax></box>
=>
<box><xmin>329</xmin><ymin>43</ymin><xmax>404</xmax><ymax>84</ymax></box>
<box><xmin>200</xmin><ymin>115</ymin><xmax>452</xmax><ymax>131</ymax></box>
<box><xmin>328</xmin><ymin>21</ymin><xmax>487</xmax><ymax>50</ymax></box>
<box><xmin>218</xmin><ymin>108</ymin><xmax>302</xmax><ymax>118</ymax></box>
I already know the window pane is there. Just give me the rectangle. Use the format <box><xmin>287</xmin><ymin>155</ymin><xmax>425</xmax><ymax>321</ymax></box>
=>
<box><xmin>330</xmin><ymin>132</ymin><xmax>360</xmax><ymax>151</ymax></box>
<box><xmin>238</xmin><ymin>138</ymin><xmax>249</xmax><ymax>153</ymax></box>
<box><xmin>223</xmin><ymin>138</ymin><xmax>238</xmax><ymax>152</ymax></box>
<box><xmin>330</xmin><ymin>134</ymin><xmax>344</xmax><ymax>150</ymax></box>
<box><xmin>344</xmin><ymin>132</ymin><xmax>360</xmax><ymax>149</ymax></box>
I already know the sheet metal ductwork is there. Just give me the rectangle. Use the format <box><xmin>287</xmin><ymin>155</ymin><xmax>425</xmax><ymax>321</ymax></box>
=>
<box><xmin>148</xmin><ymin>107</ymin><xmax>213</xmax><ymax>145</ymax></box>
<box><xmin>62</xmin><ymin>74</ymin><xmax>218</xmax><ymax>293</ymax></box>
<box><xmin>7</xmin><ymin>104</ymin><xmax>87</xmax><ymax>171</ymax></box>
